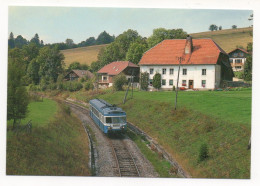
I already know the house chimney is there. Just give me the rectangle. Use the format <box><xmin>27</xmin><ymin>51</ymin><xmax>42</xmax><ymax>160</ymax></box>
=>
<box><xmin>185</xmin><ymin>35</ymin><xmax>193</xmax><ymax>54</ymax></box>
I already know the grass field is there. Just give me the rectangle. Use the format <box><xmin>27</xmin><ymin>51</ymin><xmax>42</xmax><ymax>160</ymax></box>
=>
<box><xmin>66</xmin><ymin>88</ymin><xmax>251</xmax><ymax>178</ymax></box>
<box><xmin>60</xmin><ymin>44</ymin><xmax>108</xmax><ymax>68</ymax></box>
<box><xmin>191</xmin><ymin>27</ymin><xmax>253</xmax><ymax>53</ymax></box>
<box><xmin>6</xmin><ymin>99</ymin><xmax>90</xmax><ymax>176</ymax></box>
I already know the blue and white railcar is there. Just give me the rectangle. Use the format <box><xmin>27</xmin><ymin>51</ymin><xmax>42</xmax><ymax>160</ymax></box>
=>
<box><xmin>89</xmin><ymin>99</ymin><xmax>127</xmax><ymax>134</ymax></box>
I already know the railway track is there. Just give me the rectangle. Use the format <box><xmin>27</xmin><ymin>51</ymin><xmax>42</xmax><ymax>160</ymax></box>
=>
<box><xmin>110</xmin><ymin>137</ymin><xmax>140</xmax><ymax>177</ymax></box>
<box><xmin>65</xmin><ymin>100</ymin><xmax>140</xmax><ymax>177</ymax></box>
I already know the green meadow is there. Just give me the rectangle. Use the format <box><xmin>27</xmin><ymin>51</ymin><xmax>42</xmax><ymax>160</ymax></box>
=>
<box><xmin>95</xmin><ymin>89</ymin><xmax>252</xmax><ymax>178</ymax></box>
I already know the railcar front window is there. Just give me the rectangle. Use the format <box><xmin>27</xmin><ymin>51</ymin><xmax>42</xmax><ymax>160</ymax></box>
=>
<box><xmin>112</xmin><ymin>117</ymin><xmax>126</xmax><ymax>124</ymax></box>
<box><xmin>106</xmin><ymin>117</ymin><xmax>112</xmax><ymax>123</ymax></box>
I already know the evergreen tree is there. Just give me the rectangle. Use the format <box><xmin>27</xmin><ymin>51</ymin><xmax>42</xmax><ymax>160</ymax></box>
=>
<box><xmin>244</xmin><ymin>42</ymin><xmax>253</xmax><ymax>81</ymax></box>
<box><xmin>140</xmin><ymin>72</ymin><xmax>149</xmax><ymax>91</ymax></box>
<box><xmin>8</xmin><ymin>32</ymin><xmax>15</xmax><ymax>49</ymax></box>
<box><xmin>153</xmin><ymin>73</ymin><xmax>161</xmax><ymax>90</ymax></box>
<box><xmin>30</xmin><ymin>33</ymin><xmax>40</xmax><ymax>46</ymax></box>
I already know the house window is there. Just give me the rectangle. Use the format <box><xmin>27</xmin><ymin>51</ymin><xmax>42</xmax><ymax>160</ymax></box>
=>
<box><xmin>233</xmin><ymin>53</ymin><xmax>238</xmax><ymax>57</ymax></box>
<box><xmin>235</xmin><ymin>59</ymin><xmax>242</xmax><ymax>63</ymax></box>
<box><xmin>149</xmin><ymin>79</ymin><xmax>153</xmax><ymax>86</ymax></box>
<box><xmin>162</xmin><ymin>79</ymin><xmax>166</xmax><ymax>86</ymax></box>
<box><xmin>235</xmin><ymin>66</ymin><xmax>242</xmax><ymax>69</ymax></box>
<box><xmin>239</xmin><ymin>52</ymin><xmax>244</xmax><ymax>57</ymax></box>
<box><xmin>202</xmin><ymin>69</ymin><xmax>206</xmax><ymax>75</ymax></box>
<box><xmin>183</xmin><ymin>69</ymin><xmax>187</xmax><ymax>75</ymax></box>
<box><xmin>162</xmin><ymin>68</ymin><xmax>166</xmax><ymax>75</ymax></box>
<box><xmin>169</xmin><ymin>79</ymin><xmax>173</xmax><ymax>86</ymax></box>
<box><xmin>150</xmin><ymin>68</ymin><xmax>154</xmax><ymax>75</ymax></box>
<box><xmin>170</xmin><ymin>68</ymin><xmax>174</xmax><ymax>75</ymax></box>
<box><xmin>229</xmin><ymin>59</ymin><xmax>233</xmax><ymax>63</ymax></box>
<box><xmin>182</xmin><ymin>80</ymin><xmax>186</xmax><ymax>86</ymax></box>
<box><xmin>103</xmin><ymin>76</ymin><xmax>107</xmax><ymax>81</ymax></box>
<box><xmin>202</xmin><ymin>80</ymin><xmax>206</xmax><ymax>88</ymax></box>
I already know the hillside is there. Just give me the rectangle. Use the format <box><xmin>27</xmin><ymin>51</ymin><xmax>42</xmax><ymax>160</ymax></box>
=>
<box><xmin>60</xmin><ymin>44</ymin><xmax>108</xmax><ymax>68</ymax></box>
<box><xmin>60</xmin><ymin>27</ymin><xmax>253</xmax><ymax>68</ymax></box>
<box><xmin>190</xmin><ymin>27</ymin><xmax>253</xmax><ymax>53</ymax></box>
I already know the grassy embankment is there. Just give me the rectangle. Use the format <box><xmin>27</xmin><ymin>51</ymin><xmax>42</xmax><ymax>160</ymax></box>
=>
<box><xmin>65</xmin><ymin>88</ymin><xmax>251</xmax><ymax>178</ymax></box>
<box><xmin>191</xmin><ymin>27</ymin><xmax>253</xmax><ymax>53</ymax></box>
<box><xmin>6</xmin><ymin>98</ymin><xmax>90</xmax><ymax>176</ymax></box>
<box><xmin>60</xmin><ymin>44</ymin><xmax>108</xmax><ymax>67</ymax></box>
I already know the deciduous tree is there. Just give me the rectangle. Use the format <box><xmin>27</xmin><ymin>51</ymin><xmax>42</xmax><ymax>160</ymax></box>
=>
<box><xmin>126</xmin><ymin>42</ymin><xmax>147</xmax><ymax>64</ymax></box>
<box><xmin>209</xmin><ymin>24</ymin><xmax>218</xmax><ymax>31</ymax></box>
<box><xmin>7</xmin><ymin>50</ymin><xmax>29</xmax><ymax>128</ymax></box>
<box><xmin>147</xmin><ymin>28</ymin><xmax>187</xmax><ymax>48</ymax></box>
<box><xmin>37</xmin><ymin>46</ymin><xmax>65</xmax><ymax>82</ymax></box>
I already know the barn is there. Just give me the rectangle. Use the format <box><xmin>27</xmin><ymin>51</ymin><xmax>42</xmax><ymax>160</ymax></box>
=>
<box><xmin>139</xmin><ymin>36</ymin><xmax>233</xmax><ymax>90</ymax></box>
<box><xmin>97</xmin><ymin>61</ymin><xmax>139</xmax><ymax>87</ymax></box>
<box><xmin>64</xmin><ymin>69</ymin><xmax>94</xmax><ymax>81</ymax></box>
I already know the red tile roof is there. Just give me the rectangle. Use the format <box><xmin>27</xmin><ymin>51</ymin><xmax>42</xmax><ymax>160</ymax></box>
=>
<box><xmin>139</xmin><ymin>39</ymin><xmax>227</xmax><ymax>65</ymax></box>
<box><xmin>98</xmin><ymin>61</ymin><xmax>139</xmax><ymax>75</ymax></box>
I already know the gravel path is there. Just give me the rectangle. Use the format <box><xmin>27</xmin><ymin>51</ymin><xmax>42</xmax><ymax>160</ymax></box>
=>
<box><xmin>70</xmin><ymin>106</ymin><xmax>158</xmax><ymax>177</ymax></box>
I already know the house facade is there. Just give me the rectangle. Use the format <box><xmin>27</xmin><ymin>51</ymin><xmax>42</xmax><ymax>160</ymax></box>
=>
<box><xmin>64</xmin><ymin>70</ymin><xmax>94</xmax><ymax>81</ymax></box>
<box><xmin>139</xmin><ymin>36</ymin><xmax>233</xmax><ymax>90</ymax></box>
<box><xmin>97</xmin><ymin>61</ymin><xmax>139</xmax><ymax>87</ymax></box>
<box><xmin>228</xmin><ymin>48</ymin><xmax>249</xmax><ymax>72</ymax></box>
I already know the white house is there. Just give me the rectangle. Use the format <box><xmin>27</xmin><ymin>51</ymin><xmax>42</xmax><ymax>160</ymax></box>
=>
<box><xmin>228</xmin><ymin>48</ymin><xmax>249</xmax><ymax>72</ymax></box>
<box><xmin>139</xmin><ymin>36</ymin><xmax>233</xmax><ymax>90</ymax></box>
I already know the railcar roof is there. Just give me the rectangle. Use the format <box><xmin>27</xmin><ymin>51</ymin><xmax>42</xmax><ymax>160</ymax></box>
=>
<box><xmin>89</xmin><ymin>99</ymin><xmax>126</xmax><ymax>115</ymax></box>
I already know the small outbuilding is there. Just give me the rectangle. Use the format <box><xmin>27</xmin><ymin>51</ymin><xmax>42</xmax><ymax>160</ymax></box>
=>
<box><xmin>64</xmin><ymin>69</ymin><xmax>94</xmax><ymax>81</ymax></box>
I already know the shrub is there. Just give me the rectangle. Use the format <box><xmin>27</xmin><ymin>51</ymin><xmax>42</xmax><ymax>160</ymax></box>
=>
<box><xmin>198</xmin><ymin>143</ymin><xmax>209</xmax><ymax>162</ymax></box>
<box><xmin>28</xmin><ymin>84</ymin><xmax>39</xmax><ymax>91</ymax></box>
<box><xmin>113</xmin><ymin>74</ymin><xmax>127</xmax><ymax>91</ymax></box>
<box><xmin>85</xmin><ymin>81</ymin><xmax>94</xmax><ymax>91</ymax></box>
<box><xmin>172</xmin><ymin>86</ymin><xmax>176</xmax><ymax>91</ymax></box>
<box><xmin>63</xmin><ymin>81</ymin><xmax>83</xmax><ymax>92</ymax></box>
<box><xmin>234</xmin><ymin>71</ymin><xmax>244</xmax><ymax>79</ymax></box>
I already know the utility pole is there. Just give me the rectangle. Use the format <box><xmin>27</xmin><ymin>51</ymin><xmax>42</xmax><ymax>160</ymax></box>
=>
<box><xmin>175</xmin><ymin>57</ymin><xmax>184</xmax><ymax>110</ymax></box>
<box><xmin>131</xmin><ymin>70</ymin><xmax>134</xmax><ymax>98</ymax></box>
<box><xmin>123</xmin><ymin>69</ymin><xmax>134</xmax><ymax>104</ymax></box>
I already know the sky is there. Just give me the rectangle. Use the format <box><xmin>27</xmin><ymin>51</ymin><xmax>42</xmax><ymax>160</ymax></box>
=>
<box><xmin>8</xmin><ymin>7</ymin><xmax>252</xmax><ymax>44</ymax></box>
